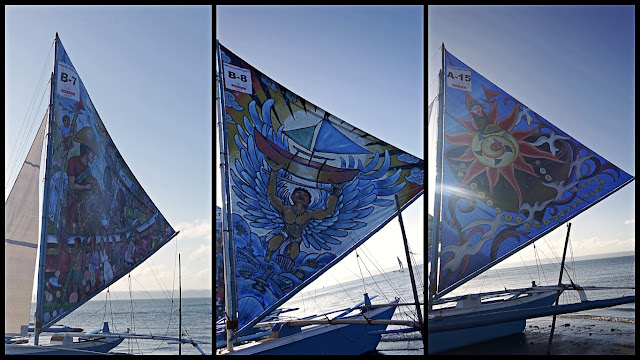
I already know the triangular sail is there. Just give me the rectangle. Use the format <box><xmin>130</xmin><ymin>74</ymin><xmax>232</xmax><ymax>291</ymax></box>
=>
<box><xmin>5</xmin><ymin>115</ymin><xmax>48</xmax><ymax>335</ymax></box>
<box><xmin>36</xmin><ymin>36</ymin><xmax>178</xmax><ymax>330</ymax></box>
<box><xmin>437</xmin><ymin>49</ymin><xmax>634</xmax><ymax>296</ymax></box>
<box><xmin>218</xmin><ymin>43</ymin><xmax>424</xmax><ymax>336</ymax></box>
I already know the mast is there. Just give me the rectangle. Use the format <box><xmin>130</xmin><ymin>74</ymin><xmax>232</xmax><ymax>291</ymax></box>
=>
<box><xmin>216</xmin><ymin>40</ymin><xmax>238</xmax><ymax>352</ymax></box>
<box><xmin>179</xmin><ymin>253</ymin><xmax>182</xmax><ymax>355</ymax></box>
<box><xmin>394</xmin><ymin>195</ymin><xmax>424</xmax><ymax>335</ymax></box>
<box><xmin>547</xmin><ymin>222</ymin><xmax>572</xmax><ymax>354</ymax></box>
<box><xmin>35</xmin><ymin>32</ymin><xmax>58</xmax><ymax>346</ymax></box>
<box><xmin>429</xmin><ymin>43</ymin><xmax>445</xmax><ymax>311</ymax></box>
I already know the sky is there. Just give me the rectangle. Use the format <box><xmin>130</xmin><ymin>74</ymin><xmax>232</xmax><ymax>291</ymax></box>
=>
<box><xmin>5</xmin><ymin>6</ymin><xmax>213</xmax><ymax>299</ymax></box>
<box><xmin>216</xmin><ymin>5</ymin><xmax>425</xmax><ymax>292</ymax></box>
<box><xmin>428</xmin><ymin>6</ymin><xmax>635</xmax><ymax>273</ymax></box>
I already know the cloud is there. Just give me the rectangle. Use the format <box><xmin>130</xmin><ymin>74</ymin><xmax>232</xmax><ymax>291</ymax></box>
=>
<box><xmin>174</xmin><ymin>218</ymin><xmax>211</xmax><ymax>241</ymax></box>
<box><xmin>397</xmin><ymin>153</ymin><xmax>420</xmax><ymax>164</ymax></box>
<box><xmin>405</xmin><ymin>167</ymin><xmax>424</xmax><ymax>186</ymax></box>
<box><xmin>624</xmin><ymin>219</ymin><xmax>634</xmax><ymax>225</ymax></box>
<box><xmin>189</xmin><ymin>243</ymin><xmax>212</xmax><ymax>261</ymax></box>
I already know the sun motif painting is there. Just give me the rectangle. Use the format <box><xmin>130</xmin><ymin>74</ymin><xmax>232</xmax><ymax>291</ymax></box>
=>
<box><xmin>438</xmin><ymin>50</ymin><xmax>633</xmax><ymax>294</ymax></box>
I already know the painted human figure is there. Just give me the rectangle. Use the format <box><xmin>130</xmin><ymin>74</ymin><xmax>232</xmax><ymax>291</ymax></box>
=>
<box><xmin>264</xmin><ymin>159</ymin><xmax>343</xmax><ymax>262</ymax></box>
<box><xmin>59</xmin><ymin>114</ymin><xmax>77</xmax><ymax>150</ymax></box>
<box><xmin>69</xmin><ymin>237</ymin><xmax>85</xmax><ymax>303</ymax></box>
<box><xmin>86</xmin><ymin>236</ymin><xmax>102</xmax><ymax>289</ymax></box>
<box><xmin>111</xmin><ymin>235</ymin><xmax>123</xmax><ymax>277</ymax></box>
<box><xmin>65</xmin><ymin>143</ymin><xmax>95</xmax><ymax>233</ymax></box>
<box><xmin>100</xmin><ymin>238</ymin><xmax>114</xmax><ymax>284</ymax></box>
<box><xmin>132</xmin><ymin>230</ymin><xmax>149</xmax><ymax>261</ymax></box>
<box><xmin>124</xmin><ymin>235</ymin><xmax>136</xmax><ymax>268</ymax></box>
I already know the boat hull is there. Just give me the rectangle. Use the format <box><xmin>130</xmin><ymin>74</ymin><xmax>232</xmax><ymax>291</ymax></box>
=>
<box><xmin>5</xmin><ymin>337</ymin><xmax>125</xmax><ymax>355</ymax></box>
<box><xmin>254</xmin><ymin>128</ymin><xmax>359</xmax><ymax>185</ymax></box>
<box><xmin>227</xmin><ymin>303</ymin><xmax>398</xmax><ymax>355</ymax></box>
<box><xmin>428</xmin><ymin>291</ymin><xmax>557</xmax><ymax>354</ymax></box>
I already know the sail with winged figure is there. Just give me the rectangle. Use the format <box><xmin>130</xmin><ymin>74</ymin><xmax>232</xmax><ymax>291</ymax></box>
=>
<box><xmin>218</xmin><ymin>43</ymin><xmax>424</xmax><ymax>339</ymax></box>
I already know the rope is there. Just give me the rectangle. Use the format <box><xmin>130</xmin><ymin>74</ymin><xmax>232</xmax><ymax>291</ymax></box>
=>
<box><xmin>5</xmin><ymin>39</ymin><xmax>54</xmax><ymax>192</ymax></box>
<box><xmin>355</xmin><ymin>251</ymin><xmax>367</xmax><ymax>294</ymax></box>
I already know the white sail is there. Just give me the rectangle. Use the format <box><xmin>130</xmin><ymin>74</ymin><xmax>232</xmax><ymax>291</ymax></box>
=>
<box><xmin>5</xmin><ymin>114</ymin><xmax>47</xmax><ymax>335</ymax></box>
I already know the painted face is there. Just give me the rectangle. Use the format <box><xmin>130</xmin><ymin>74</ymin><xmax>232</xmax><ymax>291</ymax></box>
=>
<box><xmin>292</xmin><ymin>190</ymin><xmax>311</xmax><ymax>207</ymax></box>
<box><xmin>471</xmin><ymin>104</ymin><xmax>483</xmax><ymax>116</ymax></box>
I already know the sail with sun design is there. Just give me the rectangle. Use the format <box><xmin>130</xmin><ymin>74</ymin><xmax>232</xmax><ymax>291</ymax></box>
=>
<box><xmin>437</xmin><ymin>49</ymin><xmax>634</xmax><ymax>296</ymax></box>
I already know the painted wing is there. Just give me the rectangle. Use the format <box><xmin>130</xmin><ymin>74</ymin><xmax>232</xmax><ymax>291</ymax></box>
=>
<box><xmin>230</xmin><ymin>99</ymin><xmax>288</xmax><ymax>239</ymax></box>
<box><xmin>230</xmin><ymin>99</ymin><xmax>406</xmax><ymax>252</ymax></box>
<box><xmin>300</xmin><ymin>149</ymin><xmax>406</xmax><ymax>251</ymax></box>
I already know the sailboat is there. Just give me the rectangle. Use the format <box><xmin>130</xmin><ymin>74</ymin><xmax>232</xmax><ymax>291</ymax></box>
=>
<box><xmin>428</xmin><ymin>44</ymin><xmax>635</xmax><ymax>354</ymax></box>
<box><xmin>5</xmin><ymin>33</ymin><xmax>207</xmax><ymax>355</ymax></box>
<box><xmin>394</xmin><ymin>257</ymin><xmax>404</xmax><ymax>273</ymax></box>
<box><xmin>216</xmin><ymin>41</ymin><xmax>424</xmax><ymax>354</ymax></box>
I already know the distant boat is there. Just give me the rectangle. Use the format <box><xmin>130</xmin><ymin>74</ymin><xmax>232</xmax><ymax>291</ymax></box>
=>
<box><xmin>394</xmin><ymin>257</ymin><xmax>404</xmax><ymax>273</ymax></box>
<box><xmin>428</xmin><ymin>44</ymin><xmax>635</xmax><ymax>354</ymax></box>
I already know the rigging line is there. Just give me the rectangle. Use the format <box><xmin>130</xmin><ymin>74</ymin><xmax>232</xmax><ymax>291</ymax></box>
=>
<box><xmin>534</xmin><ymin>243</ymin><xmax>541</xmax><ymax>282</ymax></box>
<box><xmin>355</xmin><ymin>245</ymin><xmax>393</xmax><ymax>297</ymax></box>
<box><xmin>5</xmin><ymin>76</ymin><xmax>52</xmax><ymax>193</ymax></box>
<box><xmin>405</xmin><ymin>241</ymin><xmax>424</xmax><ymax>288</ymax></box>
<box><xmin>123</xmin><ymin>280</ymin><xmax>180</xmax><ymax>348</ymax></box>
<box><xmin>329</xmin><ymin>272</ymin><xmax>357</xmax><ymax>305</ymax></box>
<box><xmin>568</xmin><ymin>234</ymin><xmax>577</xmax><ymax>283</ymax></box>
<box><xmin>518</xmin><ymin>252</ymin><xmax>535</xmax><ymax>283</ymax></box>
<box><xmin>127</xmin><ymin>273</ymin><xmax>143</xmax><ymax>355</ymax></box>
<box><xmin>428</xmin><ymin>45</ymin><xmax>442</xmax><ymax>70</ymax></box>
<box><xmin>5</xmin><ymin>40</ymin><xmax>54</xmax><ymax>184</ymax></box>
<box><xmin>358</xmin><ymin>254</ymin><xmax>393</xmax><ymax>304</ymax></box>
<box><xmin>427</xmin><ymin>76</ymin><xmax>440</xmax><ymax>95</ymax></box>
<box><xmin>145</xmin><ymin>257</ymin><xmax>176</xmax><ymax>301</ymax></box>
<box><xmin>355</xmin><ymin>251</ymin><xmax>367</xmax><ymax>295</ymax></box>
<box><xmin>478</xmin><ymin>270</ymin><xmax>488</xmax><ymax>294</ymax></box>
<box><xmin>357</xmin><ymin>245</ymin><xmax>399</xmax><ymax>299</ymax></box>
<box><xmin>493</xmin><ymin>267</ymin><xmax>508</xmax><ymax>291</ymax></box>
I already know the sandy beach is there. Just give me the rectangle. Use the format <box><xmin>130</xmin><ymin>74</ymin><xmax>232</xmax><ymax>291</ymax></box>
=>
<box><xmin>436</xmin><ymin>315</ymin><xmax>635</xmax><ymax>355</ymax></box>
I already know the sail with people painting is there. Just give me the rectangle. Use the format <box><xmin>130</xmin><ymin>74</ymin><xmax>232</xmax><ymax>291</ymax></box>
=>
<box><xmin>217</xmin><ymin>42</ymin><xmax>424</xmax><ymax>347</ymax></box>
<box><xmin>34</xmin><ymin>35</ymin><xmax>178</xmax><ymax>334</ymax></box>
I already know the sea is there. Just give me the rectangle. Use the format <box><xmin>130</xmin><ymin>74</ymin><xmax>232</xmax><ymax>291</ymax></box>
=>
<box><xmin>28</xmin><ymin>296</ymin><xmax>212</xmax><ymax>355</ymax></box>
<box><xmin>279</xmin><ymin>263</ymin><xmax>425</xmax><ymax>355</ymax></box>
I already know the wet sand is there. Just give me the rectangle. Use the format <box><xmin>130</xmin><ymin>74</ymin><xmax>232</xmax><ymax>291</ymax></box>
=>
<box><xmin>437</xmin><ymin>315</ymin><xmax>635</xmax><ymax>355</ymax></box>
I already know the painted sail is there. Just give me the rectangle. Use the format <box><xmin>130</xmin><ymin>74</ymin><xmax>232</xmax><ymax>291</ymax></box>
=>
<box><xmin>215</xmin><ymin>206</ymin><xmax>224</xmax><ymax>322</ymax></box>
<box><xmin>5</xmin><ymin>116</ymin><xmax>47</xmax><ymax>335</ymax></box>
<box><xmin>437</xmin><ymin>49</ymin><xmax>634</xmax><ymax>295</ymax></box>
<box><xmin>218</xmin><ymin>43</ymin><xmax>424</xmax><ymax>335</ymax></box>
<box><xmin>37</xmin><ymin>36</ymin><xmax>178</xmax><ymax>330</ymax></box>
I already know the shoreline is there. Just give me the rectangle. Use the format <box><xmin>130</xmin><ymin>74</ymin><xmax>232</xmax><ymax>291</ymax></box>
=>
<box><xmin>438</xmin><ymin>315</ymin><xmax>635</xmax><ymax>355</ymax></box>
